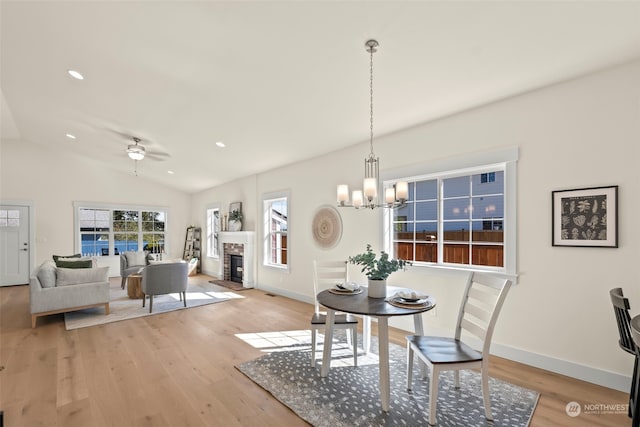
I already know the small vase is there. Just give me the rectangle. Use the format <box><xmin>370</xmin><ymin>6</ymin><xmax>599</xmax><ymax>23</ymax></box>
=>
<box><xmin>228</xmin><ymin>220</ymin><xmax>242</xmax><ymax>231</ymax></box>
<box><xmin>367</xmin><ymin>279</ymin><xmax>387</xmax><ymax>298</ymax></box>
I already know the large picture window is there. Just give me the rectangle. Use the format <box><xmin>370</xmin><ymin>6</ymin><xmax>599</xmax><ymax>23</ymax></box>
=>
<box><xmin>75</xmin><ymin>203</ymin><xmax>167</xmax><ymax>256</ymax></box>
<box><xmin>263</xmin><ymin>194</ymin><xmax>288</xmax><ymax>268</ymax></box>
<box><xmin>385</xmin><ymin>150</ymin><xmax>517</xmax><ymax>277</ymax></box>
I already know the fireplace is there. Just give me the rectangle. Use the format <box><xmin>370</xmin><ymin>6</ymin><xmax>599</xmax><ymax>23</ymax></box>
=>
<box><xmin>230</xmin><ymin>254</ymin><xmax>243</xmax><ymax>283</ymax></box>
<box><xmin>222</xmin><ymin>243</ymin><xmax>243</xmax><ymax>281</ymax></box>
<box><xmin>218</xmin><ymin>231</ymin><xmax>255</xmax><ymax>288</ymax></box>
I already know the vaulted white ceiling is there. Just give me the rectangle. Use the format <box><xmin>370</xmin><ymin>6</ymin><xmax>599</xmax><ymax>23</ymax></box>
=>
<box><xmin>2</xmin><ymin>1</ymin><xmax>640</xmax><ymax>193</ymax></box>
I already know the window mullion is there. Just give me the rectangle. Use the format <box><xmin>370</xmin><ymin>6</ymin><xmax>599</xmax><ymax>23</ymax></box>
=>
<box><xmin>109</xmin><ymin>210</ymin><xmax>114</xmax><ymax>256</ymax></box>
<box><xmin>412</xmin><ymin>184</ymin><xmax>416</xmax><ymax>262</ymax></box>
<box><xmin>437</xmin><ymin>177</ymin><xmax>444</xmax><ymax>264</ymax></box>
<box><xmin>468</xmin><ymin>176</ymin><xmax>473</xmax><ymax>265</ymax></box>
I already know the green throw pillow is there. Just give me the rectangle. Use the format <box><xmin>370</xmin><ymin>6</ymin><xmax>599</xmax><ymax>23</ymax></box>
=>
<box><xmin>55</xmin><ymin>259</ymin><xmax>93</xmax><ymax>269</ymax></box>
<box><xmin>52</xmin><ymin>253</ymin><xmax>81</xmax><ymax>262</ymax></box>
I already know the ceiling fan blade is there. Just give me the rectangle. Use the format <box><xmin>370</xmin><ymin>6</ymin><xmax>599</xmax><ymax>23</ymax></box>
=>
<box><xmin>146</xmin><ymin>151</ymin><xmax>171</xmax><ymax>161</ymax></box>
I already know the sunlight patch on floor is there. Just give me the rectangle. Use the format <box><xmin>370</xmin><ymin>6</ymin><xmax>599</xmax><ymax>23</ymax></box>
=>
<box><xmin>235</xmin><ymin>329</ymin><xmax>379</xmax><ymax>366</ymax></box>
<box><xmin>166</xmin><ymin>291</ymin><xmax>245</xmax><ymax>302</ymax></box>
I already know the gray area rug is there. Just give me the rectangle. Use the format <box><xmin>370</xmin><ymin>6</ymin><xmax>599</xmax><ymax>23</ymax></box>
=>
<box><xmin>64</xmin><ymin>281</ymin><xmax>240</xmax><ymax>330</ymax></box>
<box><xmin>237</xmin><ymin>335</ymin><xmax>539</xmax><ymax>426</ymax></box>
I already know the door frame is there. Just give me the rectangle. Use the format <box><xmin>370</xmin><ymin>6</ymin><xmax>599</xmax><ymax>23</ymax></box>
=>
<box><xmin>1</xmin><ymin>199</ymin><xmax>36</xmax><ymax>279</ymax></box>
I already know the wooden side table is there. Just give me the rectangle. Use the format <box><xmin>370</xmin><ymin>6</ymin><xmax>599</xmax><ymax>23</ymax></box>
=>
<box><xmin>127</xmin><ymin>273</ymin><xmax>144</xmax><ymax>299</ymax></box>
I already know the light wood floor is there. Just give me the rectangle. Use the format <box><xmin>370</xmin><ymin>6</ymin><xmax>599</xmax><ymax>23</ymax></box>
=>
<box><xmin>0</xmin><ymin>275</ymin><xmax>631</xmax><ymax>426</ymax></box>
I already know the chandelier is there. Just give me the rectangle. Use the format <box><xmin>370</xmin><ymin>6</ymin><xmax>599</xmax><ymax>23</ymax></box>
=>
<box><xmin>337</xmin><ymin>39</ymin><xmax>408</xmax><ymax>210</ymax></box>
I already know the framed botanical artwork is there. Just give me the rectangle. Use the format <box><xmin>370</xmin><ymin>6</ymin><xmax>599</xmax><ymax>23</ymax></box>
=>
<box><xmin>552</xmin><ymin>185</ymin><xmax>618</xmax><ymax>247</ymax></box>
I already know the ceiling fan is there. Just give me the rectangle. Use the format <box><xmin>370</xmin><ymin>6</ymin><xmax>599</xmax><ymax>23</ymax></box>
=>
<box><xmin>127</xmin><ymin>137</ymin><xmax>146</xmax><ymax>160</ymax></box>
<box><xmin>121</xmin><ymin>135</ymin><xmax>170</xmax><ymax>162</ymax></box>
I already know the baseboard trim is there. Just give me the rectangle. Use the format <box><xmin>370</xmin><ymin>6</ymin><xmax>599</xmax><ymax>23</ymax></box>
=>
<box><xmin>490</xmin><ymin>342</ymin><xmax>630</xmax><ymax>393</ymax></box>
<box><xmin>254</xmin><ymin>283</ymin><xmax>313</xmax><ymax>304</ymax></box>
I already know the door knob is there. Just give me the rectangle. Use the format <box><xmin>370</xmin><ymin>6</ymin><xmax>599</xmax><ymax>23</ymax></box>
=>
<box><xmin>20</xmin><ymin>248</ymin><xmax>28</xmax><ymax>251</ymax></box>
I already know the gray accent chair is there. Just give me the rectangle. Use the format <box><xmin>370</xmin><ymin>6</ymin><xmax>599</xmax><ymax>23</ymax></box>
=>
<box><xmin>141</xmin><ymin>262</ymin><xmax>189</xmax><ymax>313</ymax></box>
<box><xmin>120</xmin><ymin>251</ymin><xmax>149</xmax><ymax>289</ymax></box>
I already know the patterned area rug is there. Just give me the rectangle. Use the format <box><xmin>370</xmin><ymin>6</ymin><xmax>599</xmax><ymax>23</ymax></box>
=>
<box><xmin>237</xmin><ymin>336</ymin><xmax>539</xmax><ymax>427</ymax></box>
<box><xmin>64</xmin><ymin>281</ymin><xmax>240</xmax><ymax>330</ymax></box>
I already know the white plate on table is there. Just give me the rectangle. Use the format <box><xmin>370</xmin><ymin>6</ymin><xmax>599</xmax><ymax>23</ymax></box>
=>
<box><xmin>389</xmin><ymin>295</ymin><xmax>430</xmax><ymax>305</ymax></box>
<box><xmin>329</xmin><ymin>286</ymin><xmax>363</xmax><ymax>295</ymax></box>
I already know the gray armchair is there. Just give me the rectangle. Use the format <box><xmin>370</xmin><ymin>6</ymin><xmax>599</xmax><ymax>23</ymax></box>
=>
<box><xmin>141</xmin><ymin>262</ymin><xmax>188</xmax><ymax>313</ymax></box>
<box><xmin>120</xmin><ymin>251</ymin><xmax>148</xmax><ymax>289</ymax></box>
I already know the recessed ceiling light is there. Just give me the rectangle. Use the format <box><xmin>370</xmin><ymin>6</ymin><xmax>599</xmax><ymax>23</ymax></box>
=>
<box><xmin>67</xmin><ymin>69</ymin><xmax>84</xmax><ymax>80</ymax></box>
<box><xmin>167</xmin><ymin>170</ymin><xmax>175</xmax><ymax>175</ymax></box>
<box><xmin>66</xmin><ymin>133</ymin><xmax>76</xmax><ymax>139</ymax></box>
<box><xmin>215</xmin><ymin>141</ymin><xmax>225</xmax><ymax>148</ymax></box>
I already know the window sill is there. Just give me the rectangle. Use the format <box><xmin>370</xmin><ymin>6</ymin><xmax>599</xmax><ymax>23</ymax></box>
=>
<box><xmin>413</xmin><ymin>262</ymin><xmax>519</xmax><ymax>284</ymax></box>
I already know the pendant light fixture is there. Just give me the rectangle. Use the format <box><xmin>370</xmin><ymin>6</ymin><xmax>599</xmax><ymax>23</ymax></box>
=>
<box><xmin>337</xmin><ymin>39</ymin><xmax>408</xmax><ymax>210</ymax></box>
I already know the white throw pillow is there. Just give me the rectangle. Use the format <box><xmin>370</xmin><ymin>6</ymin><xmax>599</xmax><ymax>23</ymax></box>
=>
<box><xmin>125</xmin><ymin>251</ymin><xmax>146</xmax><ymax>267</ymax></box>
<box><xmin>56</xmin><ymin>267</ymin><xmax>109</xmax><ymax>287</ymax></box>
<box><xmin>36</xmin><ymin>260</ymin><xmax>57</xmax><ymax>288</ymax></box>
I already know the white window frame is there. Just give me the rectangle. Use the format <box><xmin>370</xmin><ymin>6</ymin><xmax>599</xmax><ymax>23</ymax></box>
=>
<box><xmin>73</xmin><ymin>202</ymin><xmax>169</xmax><ymax>256</ymax></box>
<box><xmin>262</xmin><ymin>191</ymin><xmax>289</xmax><ymax>270</ymax></box>
<box><xmin>206</xmin><ymin>204</ymin><xmax>221</xmax><ymax>258</ymax></box>
<box><xmin>382</xmin><ymin>147</ymin><xmax>518</xmax><ymax>281</ymax></box>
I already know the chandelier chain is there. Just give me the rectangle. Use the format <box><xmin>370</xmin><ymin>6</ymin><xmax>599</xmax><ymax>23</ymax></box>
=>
<box><xmin>369</xmin><ymin>43</ymin><xmax>375</xmax><ymax>157</ymax></box>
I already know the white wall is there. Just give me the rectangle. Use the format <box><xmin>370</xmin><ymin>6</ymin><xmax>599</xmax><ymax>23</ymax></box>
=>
<box><xmin>191</xmin><ymin>59</ymin><xmax>640</xmax><ymax>391</ymax></box>
<box><xmin>0</xmin><ymin>141</ymin><xmax>191</xmax><ymax>276</ymax></box>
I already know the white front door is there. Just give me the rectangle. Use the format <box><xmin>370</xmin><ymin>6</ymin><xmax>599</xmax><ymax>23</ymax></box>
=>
<box><xmin>0</xmin><ymin>205</ymin><xmax>30</xmax><ymax>286</ymax></box>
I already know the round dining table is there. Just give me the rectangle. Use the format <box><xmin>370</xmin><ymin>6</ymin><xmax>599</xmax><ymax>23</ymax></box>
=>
<box><xmin>317</xmin><ymin>286</ymin><xmax>436</xmax><ymax>412</ymax></box>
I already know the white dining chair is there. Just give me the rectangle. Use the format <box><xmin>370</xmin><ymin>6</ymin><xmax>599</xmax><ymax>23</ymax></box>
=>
<box><xmin>406</xmin><ymin>272</ymin><xmax>512</xmax><ymax>425</ymax></box>
<box><xmin>310</xmin><ymin>260</ymin><xmax>358</xmax><ymax>367</ymax></box>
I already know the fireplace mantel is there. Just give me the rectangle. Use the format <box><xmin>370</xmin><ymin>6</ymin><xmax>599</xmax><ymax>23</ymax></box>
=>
<box><xmin>218</xmin><ymin>231</ymin><xmax>255</xmax><ymax>287</ymax></box>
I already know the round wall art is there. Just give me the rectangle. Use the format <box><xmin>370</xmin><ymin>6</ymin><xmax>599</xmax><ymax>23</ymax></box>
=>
<box><xmin>312</xmin><ymin>205</ymin><xmax>343</xmax><ymax>249</ymax></box>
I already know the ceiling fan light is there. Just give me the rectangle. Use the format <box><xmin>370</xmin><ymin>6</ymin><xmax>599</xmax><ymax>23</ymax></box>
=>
<box><xmin>127</xmin><ymin>144</ymin><xmax>145</xmax><ymax>160</ymax></box>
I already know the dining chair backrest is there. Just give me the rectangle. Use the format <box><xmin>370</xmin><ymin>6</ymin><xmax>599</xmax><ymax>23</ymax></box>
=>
<box><xmin>312</xmin><ymin>260</ymin><xmax>348</xmax><ymax>314</ymax></box>
<box><xmin>611</xmin><ymin>287</ymin><xmax>637</xmax><ymax>355</ymax></box>
<box><xmin>455</xmin><ymin>272</ymin><xmax>512</xmax><ymax>355</ymax></box>
<box><xmin>630</xmin><ymin>315</ymin><xmax>640</xmax><ymax>427</ymax></box>
<box><xmin>631</xmin><ymin>316</ymin><xmax>640</xmax><ymax>353</ymax></box>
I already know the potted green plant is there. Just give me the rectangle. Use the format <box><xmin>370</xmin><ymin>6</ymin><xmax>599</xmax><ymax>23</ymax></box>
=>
<box><xmin>348</xmin><ymin>244</ymin><xmax>411</xmax><ymax>298</ymax></box>
<box><xmin>228</xmin><ymin>210</ymin><xmax>243</xmax><ymax>231</ymax></box>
